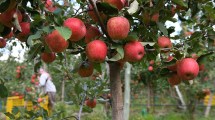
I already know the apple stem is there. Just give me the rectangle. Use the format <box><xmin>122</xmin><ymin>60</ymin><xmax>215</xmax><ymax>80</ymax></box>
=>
<box><xmin>88</xmin><ymin>0</ymin><xmax>112</xmax><ymax>41</ymax></box>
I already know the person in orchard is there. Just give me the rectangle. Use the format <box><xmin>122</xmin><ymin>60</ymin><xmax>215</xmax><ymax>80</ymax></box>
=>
<box><xmin>38</xmin><ymin>68</ymin><xmax>56</xmax><ymax>110</ymax></box>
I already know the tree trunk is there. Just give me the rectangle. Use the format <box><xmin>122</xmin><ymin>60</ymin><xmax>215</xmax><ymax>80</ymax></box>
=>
<box><xmin>109</xmin><ymin>62</ymin><xmax>124</xmax><ymax>120</ymax></box>
<box><xmin>123</xmin><ymin>62</ymin><xmax>131</xmax><ymax>120</ymax></box>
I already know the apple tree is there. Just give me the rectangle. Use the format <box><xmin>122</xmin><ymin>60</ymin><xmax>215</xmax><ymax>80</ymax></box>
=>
<box><xmin>0</xmin><ymin>0</ymin><xmax>215</xmax><ymax>120</ymax></box>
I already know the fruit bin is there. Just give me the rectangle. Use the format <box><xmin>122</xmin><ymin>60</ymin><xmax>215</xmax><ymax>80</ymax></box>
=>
<box><xmin>6</xmin><ymin>96</ymin><xmax>50</xmax><ymax>120</ymax></box>
<box><xmin>204</xmin><ymin>95</ymin><xmax>215</xmax><ymax>106</ymax></box>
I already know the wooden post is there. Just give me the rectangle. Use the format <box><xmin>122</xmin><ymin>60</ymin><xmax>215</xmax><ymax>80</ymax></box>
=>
<box><xmin>175</xmin><ymin>85</ymin><xmax>187</xmax><ymax>110</ymax></box>
<box><xmin>123</xmin><ymin>62</ymin><xmax>131</xmax><ymax>120</ymax></box>
<box><xmin>205</xmin><ymin>93</ymin><xmax>213</xmax><ymax>117</ymax></box>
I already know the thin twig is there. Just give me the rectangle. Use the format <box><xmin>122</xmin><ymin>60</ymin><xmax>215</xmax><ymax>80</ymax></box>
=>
<box><xmin>78</xmin><ymin>93</ymin><xmax>87</xmax><ymax>120</ymax></box>
<box><xmin>88</xmin><ymin>0</ymin><xmax>112</xmax><ymax>41</ymax></box>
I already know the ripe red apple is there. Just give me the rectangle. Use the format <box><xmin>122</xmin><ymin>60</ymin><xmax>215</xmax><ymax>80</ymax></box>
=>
<box><xmin>31</xmin><ymin>79</ymin><xmax>35</xmax><ymax>84</ymax></box>
<box><xmin>148</xmin><ymin>66</ymin><xmax>153</xmax><ymax>71</ymax></box>
<box><xmin>142</xmin><ymin>12</ymin><xmax>150</xmax><ymax>25</ymax></box>
<box><xmin>78</xmin><ymin>61</ymin><xmax>94</xmax><ymax>77</ymax></box>
<box><xmin>45</xmin><ymin>30</ymin><xmax>69</xmax><ymax>53</ymax></box>
<box><xmin>177</xmin><ymin>58</ymin><xmax>199</xmax><ymax>80</ymax></box>
<box><xmin>45</xmin><ymin>0</ymin><xmax>57</xmax><ymax>12</ymax></box>
<box><xmin>199</xmin><ymin>64</ymin><xmax>205</xmax><ymax>71</ymax></box>
<box><xmin>149</xmin><ymin>60</ymin><xmax>154</xmax><ymax>65</ymax></box>
<box><xmin>85</xmin><ymin>25</ymin><xmax>101</xmax><ymax>43</ymax></box>
<box><xmin>158</xmin><ymin>36</ymin><xmax>172</xmax><ymax>51</ymax></box>
<box><xmin>86</xmin><ymin>99</ymin><xmax>97</xmax><ymax>108</ymax></box>
<box><xmin>0</xmin><ymin>9</ymin><xmax>22</xmax><ymax>27</ymax></box>
<box><xmin>88</xmin><ymin>5</ymin><xmax>107</xmax><ymax>22</ymax></box>
<box><xmin>41</xmin><ymin>52</ymin><xmax>56</xmax><ymax>63</ymax></box>
<box><xmin>151</xmin><ymin>13</ymin><xmax>159</xmax><ymax>22</ymax></box>
<box><xmin>16</xmin><ymin>73</ymin><xmax>21</xmax><ymax>79</ymax></box>
<box><xmin>37</xmin><ymin>98</ymin><xmax>43</xmax><ymax>103</ymax></box>
<box><xmin>31</xmin><ymin>74</ymin><xmax>37</xmax><ymax>79</ymax></box>
<box><xmin>19</xmin><ymin>22</ymin><xmax>31</xmax><ymax>36</ymax></box>
<box><xmin>63</xmin><ymin>18</ymin><xmax>86</xmax><ymax>42</ymax></box>
<box><xmin>0</xmin><ymin>38</ymin><xmax>6</xmax><ymax>48</ymax></box>
<box><xmin>3</xmin><ymin>31</ymin><xmax>13</xmax><ymax>39</ymax></box>
<box><xmin>168</xmin><ymin>74</ymin><xmax>181</xmax><ymax>86</ymax></box>
<box><xmin>124</xmin><ymin>41</ymin><xmax>145</xmax><ymax>62</ymax></box>
<box><xmin>107</xmin><ymin>16</ymin><xmax>130</xmax><ymax>40</ymax></box>
<box><xmin>25</xmin><ymin>87</ymin><xmax>32</xmax><ymax>92</ymax></box>
<box><xmin>104</xmin><ymin>0</ymin><xmax>125</xmax><ymax>10</ymax></box>
<box><xmin>86</xmin><ymin>40</ymin><xmax>107</xmax><ymax>63</ymax></box>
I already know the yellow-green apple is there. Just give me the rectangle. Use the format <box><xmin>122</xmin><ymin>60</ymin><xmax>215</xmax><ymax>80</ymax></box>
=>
<box><xmin>63</xmin><ymin>18</ymin><xmax>86</xmax><ymax>42</ymax></box>
<box><xmin>86</xmin><ymin>40</ymin><xmax>107</xmax><ymax>63</ymax></box>
<box><xmin>107</xmin><ymin>16</ymin><xmax>130</xmax><ymax>40</ymax></box>
<box><xmin>124</xmin><ymin>41</ymin><xmax>145</xmax><ymax>62</ymax></box>
<box><xmin>45</xmin><ymin>30</ymin><xmax>69</xmax><ymax>53</ymax></box>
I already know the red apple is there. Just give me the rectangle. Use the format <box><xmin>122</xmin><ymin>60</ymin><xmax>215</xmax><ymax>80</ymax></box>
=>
<box><xmin>37</xmin><ymin>98</ymin><xmax>43</xmax><ymax>103</ymax></box>
<box><xmin>16</xmin><ymin>73</ymin><xmax>21</xmax><ymax>78</ymax></box>
<box><xmin>31</xmin><ymin>79</ymin><xmax>35</xmax><ymax>84</ymax></box>
<box><xmin>107</xmin><ymin>16</ymin><xmax>130</xmax><ymax>40</ymax></box>
<box><xmin>41</xmin><ymin>52</ymin><xmax>56</xmax><ymax>63</ymax></box>
<box><xmin>63</xmin><ymin>18</ymin><xmax>86</xmax><ymax>42</ymax></box>
<box><xmin>149</xmin><ymin>60</ymin><xmax>154</xmax><ymax>65</ymax></box>
<box><xmin>199</xmin><ymin>64</ymin><xmax>205</xmax><ymax>71</ymax></box>
<box><xmin>148</xmin><ymin>66</ymin><xmax>153</xmax><ymax>71</ymax></box>
<box><xmin>191</xmin><ymin>53</ymin><xmax>198</xmax><ymax>60</ymax></box>
<box><xmin>78</xmin><ymin>61</ymin><xmax>94</xmax><ymax>77</ymax></box>
<box><xmin>104</xmin><ymin>0</ymin><xmax>125</xmax><ymax>10</ymax></box>
<box><xmin>45</xmin><ymin>30</ymin><xmax>69</xmax><ymax>53</ymax></box>
<box><xmin>88</xmin><ymin>5</ymin><xmax>107</xmax><ymax>22</ymax></box>
<box><xmin>168</xmin><ymin>74</ymin><xmax>181</xmax><ymax>86</ymax></box>
<box><xmin>19</xmin><ymin>22</ymin><xmax>30</xmax><ymax>36</ymax></box>
<box><xmin>45</xmin><ymin>0</ymin><xmax>57</xmax><ymax>12</ymax></box>
<box><xmin>31</xmin><ymin>74</ymin><xmax>37</xmax><ymax>79</ymax></box>
<box><xmin>3</xmin><ymin>31</ymin><xmax>13</xmax><ymax>39</ymax></box>
<box><xmin>85</xmin><ymin>25</ymin><xmax>101</xmax><ymax>43</ymax></box>
<box><xmin>86</xmin><ymin>40</ymin><xmax>107</xmax><ymax>63</ymax></box>
<box><xmin>151</xmin><ymin>13</ymin><xmax>159</xmax><ymax>22</ymax></box>
<box><xmin>177</xmin><ymin>58</ymin><xmax>199</xmax><ymax>80</ymax></box>
<box><xmin>158</xmin><ymin>36</ymin><xmax>172</xmax><ymax>51</ymax></box>
<box><xmin>124</xmin><ymin>41</ymin><xmax>145</xmax><ymax>62</ymax></box>
<box><xmin>86</xmin><ymin>99</ymin><xmax>97</xmax><ymax>108</ymax></box>
<box><xmin>0</xmin><ymin>38</ymin><xmax>6</xmax><ymax>48</ymax></box>
<box><xmin>0</xmin><ymin>9</ymin><xmax>22</xmax><ymax>27</ymax></box>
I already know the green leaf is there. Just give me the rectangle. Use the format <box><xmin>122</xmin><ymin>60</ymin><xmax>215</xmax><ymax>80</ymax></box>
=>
<box><xmin>172</xmin><ymin>0</ymin><xmax>188</xmax><ymax>8</ymax></box>
<box><xmin>27</xmin><ymin>31</ymin><xmax>42</xmax><ymax>46</ymax></box>
<box><xmin>12</xmin><ymin>107</ymin><xmax>19</xmax><ymax>115</ymax></box>
<box><xmin>0</xmin><ymin>84</ymin><xmax>8</xmax><ymax>98</ymax></box>
<box><xmin>125</xmin><ymin>32</ymin><xmax>139</xmax><ymax>41</ymax></box>
<box><xmin>109</xmin><ymin>53</ymin><xmax>122</xmax><ymax>61</ymax></box>
<box><xmin>42</xmin><ymin>26</ymin><xmax>52</xmax><ymax>33</ymax></box>
<box><xmin>27</xmin><ymin>43</ymin><xmax>43</xmax><ymax>61</ymax></box>
<box><xmin>82</xmin><ymin>106</ymin><xmax>93</xmax><ymax>113</ymax></box>
<box><xmin>93</xmin><ymin>63</ymin><xmax>102</xmax><ymax>73</ymax></box>
<box><xmin>96</xmin><ymin>2</ymin><xmax>118</xmax><ymax>15</ymax></box>
<box><xmin>4</xmin><ymin>112</ymin><xmax>15</xmax><ymax>119</ymax></box>
<box><xmin>157</xmin><ymin>22</ymin><xmax>168</xmax><ymax>36</ymax></box>
<box><xmin>0</xmin><ymin>0</ymin><xmax>9</xmax><ymax>13</ymax></box>
<box><xmin>55</xmin><ymin>26</ymin><xmax>72</xmax><ymax>40</ymax></box>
